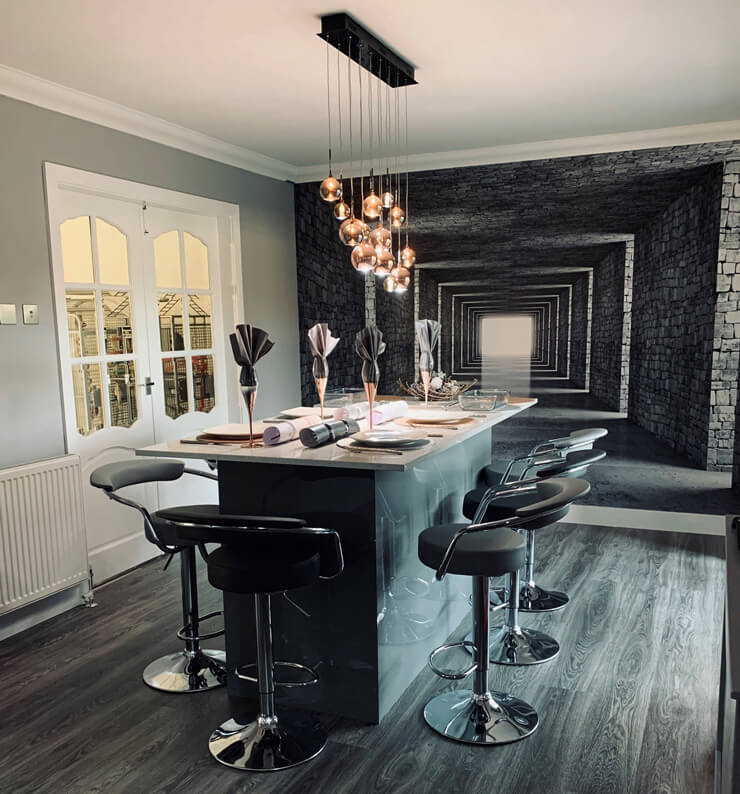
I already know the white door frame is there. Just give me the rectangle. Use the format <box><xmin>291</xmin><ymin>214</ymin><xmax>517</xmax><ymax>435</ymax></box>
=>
<box><xmin>44</xmin><ymin>162</ymin><xmax>244</xmax><ymax>449</ymax></box>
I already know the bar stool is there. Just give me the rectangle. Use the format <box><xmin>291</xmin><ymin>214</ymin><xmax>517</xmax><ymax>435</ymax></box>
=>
<box><xmin>418</xmin><ymin>477</ymin><xmax>589</xmax><ymax>744</ymax></box>
<box><xmin>162</xmin><ymin>508</ymin><xmax>344</xmax><ymax>772</ymax></box>
<box><xmin>464</xmin><ymin>447</ymin><xmax>605</xmax><ymax>612</ymax></box>
<box><xmin>90</xmin><ymin>458</ymin><xmax>226</xmax><ymax>693</ymax></box>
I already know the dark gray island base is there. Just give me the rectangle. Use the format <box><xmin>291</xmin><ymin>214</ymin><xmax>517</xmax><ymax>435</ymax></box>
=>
<box><xmin>136</xmin><ymin>401</ymin><xmax>535</xmax><ymax>723</ymax></box>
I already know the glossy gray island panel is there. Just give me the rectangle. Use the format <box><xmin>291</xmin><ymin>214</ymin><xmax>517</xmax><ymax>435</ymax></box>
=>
<box><xmin>135</xmin><ymin>402</ymin><xmax>535</xmax><ymax>723</ymax></box>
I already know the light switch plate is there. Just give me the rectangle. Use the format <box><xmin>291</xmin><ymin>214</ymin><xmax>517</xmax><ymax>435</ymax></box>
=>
<box><xmin>0</xmin><ymin>304</ymin><xmax>17</xmax><ymax>325</ymax></box>
<box><xmin>23</xmin><ymin>304</ymin><xmax>39</xmax><ymax>325</ymax></box>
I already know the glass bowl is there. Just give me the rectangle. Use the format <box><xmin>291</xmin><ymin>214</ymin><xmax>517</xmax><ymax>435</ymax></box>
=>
<box><xmin>457</xmin><ymin>389</ymin><xmax>510</xmax><ymax>412</ymax></box>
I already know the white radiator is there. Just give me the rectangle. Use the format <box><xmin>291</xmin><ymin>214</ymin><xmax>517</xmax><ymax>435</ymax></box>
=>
<box><xmin>0</xmin><ymin>455</ymin><xmax>89</xmax><ymax>616</ymax></box>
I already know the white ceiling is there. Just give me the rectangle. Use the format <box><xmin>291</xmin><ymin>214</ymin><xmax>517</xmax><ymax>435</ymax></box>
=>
<box><xmin>2</xmin><ymin>0</ymin><xmax>740</xmax><ymax>174</ymax></box>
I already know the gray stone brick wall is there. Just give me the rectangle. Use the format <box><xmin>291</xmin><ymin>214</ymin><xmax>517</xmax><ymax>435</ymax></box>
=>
<box><xmin>570</xmin><ymin>273</ymin><xmax>591</xmax><ymax>389</ymax></box>
<box><xmin>294</xmin><ymin>182</ymin><xmax>366</xmax><ymax>405</ymax></box>
<box><xmin>628</xmin><ymin>167</ymin><xmax>723</xmax><ymax>467</ymax></box>
<box><xmin>591</xmin><ymin>243</ymin><xmax>631</xmax><ymax>411</ymax></box>
<box><xmin>375</xmin><ymin>275</ymin><xmax>415</xmax><ymax>394</ymax></box>
<box><xmin>558</xmin><ymin>287</ymin><xmax>569</xmax><ymax>377</ymax></box>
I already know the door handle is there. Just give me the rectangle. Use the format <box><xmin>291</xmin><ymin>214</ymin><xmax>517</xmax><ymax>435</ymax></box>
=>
<box><xmin>136</xmin><ymin>376</ymin><xmax>155</xmax><ymax>395</ymax></box>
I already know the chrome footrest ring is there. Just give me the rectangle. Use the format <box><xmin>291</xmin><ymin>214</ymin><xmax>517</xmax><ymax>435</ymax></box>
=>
<box><xmin>428</xmin><ymin>641</ymin><xmax>477</xmax><ymax>680</ymax></box>
<box><xmin>236</xmin><ymin>660</ymin><xmax>319</xmax><ymax>688</ymax></box>
<box><xmin>177</xmin><ymin>610</ymin><xmax>224</xmax><ymax>642</ymax></box>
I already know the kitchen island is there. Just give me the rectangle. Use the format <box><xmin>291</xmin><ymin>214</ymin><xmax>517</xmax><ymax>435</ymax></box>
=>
<box><xmin>135</xmin><ymin>399</ymin><xmax>536</xmax><ymax>723</ymax></box>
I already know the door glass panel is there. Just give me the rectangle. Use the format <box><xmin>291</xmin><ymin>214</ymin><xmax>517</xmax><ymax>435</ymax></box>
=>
<box><xmin>102</xmin><ymin>291</ymin><xmax>134</xmax><ymax>354</ymax></box>
<box><xmin>188</xmin><ymin>294</ymin><xmax>212</xmax><ymax>349</ymax></box>
<box><xmin>184</xmin><ymin>232</ymin><xmax>209</xmax><ymax>289</ymax></box>
<box><xmin>60</xmin><ymin>216</ymin><xmax>94</xmax><ymax>283</ymax></box>
<box><xmin>192</xmin><ymin>355</ymin><xmax>215</xmax><ymax>413</ymax></box>
<box><xmin>71</xmin><ymin>363</ymin><xmax>105</xmax><ymax>436</ymax></box>
<box><xmin>154</xmin><ymin>230</ymin><xmax>182</xmax><ymax>288</ymax></box>
<box><xmin>158</xmin><ymin>294</ymin><xmax>185</xmax><ymax>352</ymax></box>
<box><xmin>66</xmin><ymin>290</ymin><xmax>99</xmax><ymax>357</ymax></box>
<box><xmin>162</xmin><ymin>357</ymin><xmax>189</xmax><ymax>419</ymax></box>
<box><xmin>107</xmin><ymin>361</ymin><xmax>138</xmax><ymax>428</ymax></box>
<box><xmin>96</xmin><ymin>219</ymin><xmax>130</xmax><ymax>284</ymax></box>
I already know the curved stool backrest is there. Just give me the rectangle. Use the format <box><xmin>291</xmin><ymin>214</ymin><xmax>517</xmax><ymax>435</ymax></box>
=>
<box><xmin>530</xmin><ymin>447</ymin><xmax>606</xmax><ymax>479</ymax></box>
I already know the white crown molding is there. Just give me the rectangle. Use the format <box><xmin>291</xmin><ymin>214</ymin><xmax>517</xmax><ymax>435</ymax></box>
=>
<box><xmin>0</xmin><ymin>64</ymin><xmax>297</xmax><ymax>182</ymax></box>
<box><xmin>294</xmin><ymin>119</ymin><xmax>740</xmax><ymax>182</ymax></box>
<box><xmin>3</xmin><ymin>64</ymin><xmax>739</xmax><ymax>185</ymax></box>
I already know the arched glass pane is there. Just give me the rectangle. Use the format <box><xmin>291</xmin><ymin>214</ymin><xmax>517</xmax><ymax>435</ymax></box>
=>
<box><xmin>107</xmin><ymin>361</ymin><xmax>138</xmax><ymax>428</ymax></box>
<box><xmin>192</xmin><ymin>355</ymin><xmax>215</xmax><ymax>413</ymax></box>
<box><xmin>188</xmin><ymin>294</ymin><xmax>212</xmax><ymax>349</ymax></box>
<box><xmin>162</xmin><ymin>357</ymin><xmax>189</xmax><ymax>419</ymax></box>
<box><xmin>184</xmin><ymin>232</ymin><xmax>209</xmax><ymax>289</ymax></box>
<box><xmin>96</xmin><ymin>219</ymin><xmax>130</xmax><ymax>284</ymax></box>
<box><xmin>66</xmin><ymin>290</ymin><xmax>99</xmax><ymax>357</ymax></box>
<box><xmin>102</xmin><ymin>291</ymin><xmax>134</xmax><ymax>354</ymax></box>
<box><xmin>60</xmin><ymin>216</ymin><xmax>94</xmax><ymax>283</ymax></box>
<box><xmin>71</xmin><ymin>363</ymin><xmax>105</xmax><ymax>436</ymax></box>
<box><xmin>154</xmin><ymin>230</ymin><xmax>181</xmax><ymax>288</ymax></box>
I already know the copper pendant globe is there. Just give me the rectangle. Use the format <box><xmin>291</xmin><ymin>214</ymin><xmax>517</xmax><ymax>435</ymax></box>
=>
<box><xmin>362</xmin><ymin>191</ymin><xmax>383</xmax><ymax>219</ymax></box>
<box><xmin>351</xmin><ymin>242</ymin><xmax>377</xmax><ymax>273</ymax></box>
<box><xmin>370</xmin><ymin>224</ymin><xmax>392</xmax><ymax>252</ymax></box>
<box><xmin>390</xmin><ymin>205</ymin><xmax>405</xmax><ymax>228</ymax></box>
<box><xmin>383</xmin><ymin>275</ymin><xmax>397</xmax><ymax>292</ymax></box>
<box><xmin>375</xmin><ymin>248</ymin><xmax>396</xmax><ymax>276</ymax></box>
<box><xmin>391</xmin><ymin>265</ymin><xmax>411</xmax><ymax>292</ymax></box>
<box><xmin>333</xmin><ymin>200</ymin><xmax>351</xmax><ymax>221</ymax></box>
<box><xmin>400</xmin><ymin>245</ymin><xmax>416</xmax><ymax>266</ymax></box>
<box><xmin>338</xmin><ymin>216</ymin><xmax>365</xmax><ymax>247</ymax></box>
<box><xmin>320</xmin><ymin>174</ymin><xmax>342</xmax><ymax>203</ymax></box>
<box><xmin>381</xmin><ymin>190</ymin><xmax>395</xmax><ymax>209</ymax></box>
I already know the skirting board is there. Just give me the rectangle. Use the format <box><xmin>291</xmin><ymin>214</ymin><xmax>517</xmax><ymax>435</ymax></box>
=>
<box><xmin>0</xmin><ymin>581</ymin><xmax>90</xmax><ymax>642</ymax></box>
<box><xmin>563</xmin><ymin>504</ymin><xmax>725</xmax><ymax>536</ymax></box>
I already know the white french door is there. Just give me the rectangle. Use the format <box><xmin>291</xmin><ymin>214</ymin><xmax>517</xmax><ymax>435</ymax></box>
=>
<box><xmin>46</xmin><ymin>165</ymin><xmax>241</xmax><ymax>583</ymax></box>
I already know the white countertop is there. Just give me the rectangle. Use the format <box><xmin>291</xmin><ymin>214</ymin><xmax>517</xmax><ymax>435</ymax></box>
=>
<box><xmin>135</xmin><ymin>399</ymin><xmax>537</xmax><ymax>472</ymax></box>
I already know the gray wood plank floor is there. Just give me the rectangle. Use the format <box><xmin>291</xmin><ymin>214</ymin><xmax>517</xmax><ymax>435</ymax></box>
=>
<box><xmin>0</xmin><ymin>524</ymin><xmax>724</xmax><ymax>794</ymax></box>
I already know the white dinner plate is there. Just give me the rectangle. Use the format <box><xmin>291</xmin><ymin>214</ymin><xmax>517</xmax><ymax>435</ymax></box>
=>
<box><xmin>353</xmin><ymin>428</ymin><xmax>427</xmax><ymax>447</ymax></box>
<box><xmin>405</xmin><ymin>408</ymin><xmax>461</xmax><ymax>423</ymax></box>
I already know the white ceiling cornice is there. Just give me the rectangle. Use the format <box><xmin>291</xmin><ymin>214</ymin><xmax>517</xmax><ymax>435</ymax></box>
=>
<box><xmin>0</xmin><ymin>64</ymin><xmax>296</xmax><ymax>182</ymax></box>
<box><xmin>294</xmin><ymin>120</ymin><xmax>740</xmax><ymax>183</ymax></box>
<box><xmin>2</xmin><ymin>64</ymin><xmax>739</xmax><ymax>185</ymax></box>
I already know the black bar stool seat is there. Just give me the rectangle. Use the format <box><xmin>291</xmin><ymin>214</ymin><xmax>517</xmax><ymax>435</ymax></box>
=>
<box><xmin>90</xmin><ymin>459</ymin><xmax>227</xmax><ymax>694</ymax></box>
<box><xmin>168</xmin><ymin>510</ymin><xmax>344</xmax><ymax>773</ymax></box>
<box><xmin>419</xmin><ymin>523</ymin><xmax>525</xmax><ymax>577</ymax></box>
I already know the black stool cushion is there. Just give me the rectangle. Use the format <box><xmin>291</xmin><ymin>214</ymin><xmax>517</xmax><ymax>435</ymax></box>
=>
<box><xmin>418</xmin><ymin>523</ymin><xmax>525</xmax><ymax>577</ymax></box>
<box><xmin>150</xmin><ymin>504</ymin><xmax>222</xmax><ymax>547</ymax></box>
<box><xmin>207</xmin><ymin>544</ymin><xmax>321</xmax><ymax>594</ymax></box>
<box><xmin>462</xmin><ymin>489</ymin><xmax>571</xmax><ymax>529</ymax></box>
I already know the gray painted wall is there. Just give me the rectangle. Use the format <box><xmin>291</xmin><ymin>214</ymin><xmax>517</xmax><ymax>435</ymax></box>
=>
<box><xmin>0</xmin><ymin>96</ymin><xmax>299</xmax><ymax>469</ymax></box>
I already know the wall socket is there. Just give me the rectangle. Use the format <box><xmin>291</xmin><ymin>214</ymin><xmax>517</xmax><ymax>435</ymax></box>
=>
<box><xmin>23</xmin><ymin>304</ymin><xmax>39</xmax><ymax>324</ymax></box>
<box><xmin>0</xmin><ymin>304</ymin><xmax>17</xmax><ymax>324</ymax></box>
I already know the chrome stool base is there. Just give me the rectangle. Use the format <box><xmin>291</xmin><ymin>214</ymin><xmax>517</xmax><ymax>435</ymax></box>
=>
<box><xmin>487</xmin><ymin>625</ymin><xmax>559</xmax><ymax>666</ymax></box>
<box><xmin>423</xmin><ymin>689</ymin><xmax>538</xmax><ymax>745</ymax></box>
<box><xmin>492</xmin><ymin>584</ymin><xmax>570</xmax><ymax>612</ymax></box>
<box><xmin>142</xmin><ymin>649</ymin><xmax>226</xmax><ymax>693</ymax></box>
<box><xmin>209</xmin><ymin>713</ymin><xmax>327</xmax><ymax>771</ymax></box>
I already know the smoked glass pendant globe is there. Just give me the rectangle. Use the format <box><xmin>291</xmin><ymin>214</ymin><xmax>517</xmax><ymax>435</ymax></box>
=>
<box><xmin>390</xmin><ymin>205</ymin><xmax>405</xmax><ymax>228</ymax></box>
<box><xmin>363</xmin><ymin>191</ymin><xmax>383</xmax><ymax>219</ymax></box>
<box><xmin>338</xmin><ymin>216</ymin><xmax>365</xmax><ymax>247</ymax></box>
<box><xmin>370</xmin><ymin>224</ymin><xmax>392</xmax><ymax>252</ymax></box>
<box><xmin>333</xmin><ymin>200</ymin><xmax>351</xmax><ymax>221</ymax></box>
<box><xmin>351</xmin><ymin>242</ymin><xmax>377</xmax><ymax>273</ymax></box>
<box><xmin>320</xmin><ymin>174</ymin><xmax>342</xmax><ymax>203</ymax></box>
<box><xmin>400</xmin><ymin>245</ymin><xmax>416</xmax><ymax>266</ymax></box>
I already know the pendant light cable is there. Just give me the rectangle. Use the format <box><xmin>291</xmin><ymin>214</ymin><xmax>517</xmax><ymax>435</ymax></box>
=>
<box><xmin>358</xmin><ymin>45</ymin><xmax>364</xmax><ymax>209</ymax></box>
<box><xmin>325</xmin><ymin>39</ymin><xmax>332</xmax><ymax>174</ymax></box>
<box><xmin>405</xmin><ymin>84</ymin><xmax>410</xmax><ymax>246</ymax></box>
<box><xmin>336</xmin><ymin>45</ymin><xmax>343</xmax><ymax>180</ymax></box>
<box><xmin>347</xmin><ymin>36</ymin><xmax>354</xmax><ymax>214</ymax></box>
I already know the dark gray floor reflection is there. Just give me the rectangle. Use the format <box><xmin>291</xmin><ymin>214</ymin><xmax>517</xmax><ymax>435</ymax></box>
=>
<box><xmin>491</xmin><ymin>381</ymin><xmax>740</xmax><ymax>515</ymax></box>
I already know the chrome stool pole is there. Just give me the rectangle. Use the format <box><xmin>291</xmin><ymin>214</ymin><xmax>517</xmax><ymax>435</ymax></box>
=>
<box><xmin>424</xmin><ymin>575</ymin><xmax>539</xmax><ymax>745</ymax></box>
<box><xmin>208</xmin><ymin>592</ymin><xmax>327</xmax><ymax>771</ymax></box>
<box><xmin>143</xmin><ymin>546</ymin><xmax>226</xmax><ymax>693</ymax></box>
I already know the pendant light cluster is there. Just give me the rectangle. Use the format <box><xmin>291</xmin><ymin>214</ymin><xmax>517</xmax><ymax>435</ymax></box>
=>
<box><xmin>318</xmin><ymin>16</ymin><xmax>416</xmax><ymax>294</ymax></box>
